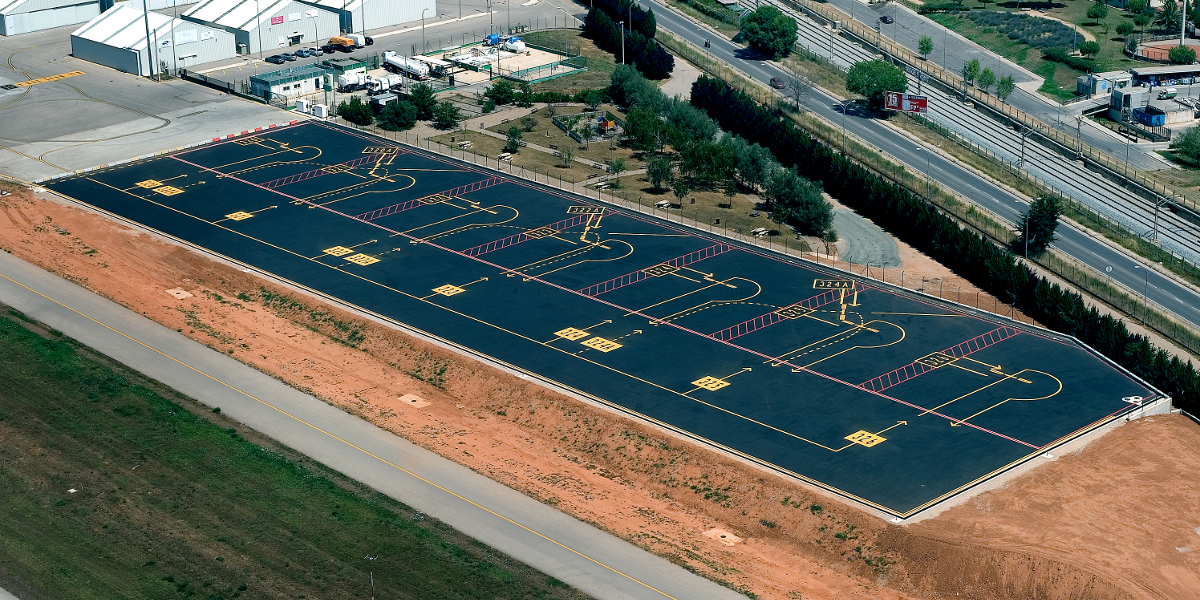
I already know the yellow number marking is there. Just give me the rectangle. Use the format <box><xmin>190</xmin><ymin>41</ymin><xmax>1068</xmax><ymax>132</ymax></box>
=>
<box><xmin>344</xmin><ymin>254</ymin><xmax>380</xmax><ymax>266</ymax></box>
<box><xmin>153</xmin><ymin>186</ymin><xmax>184</xmax><ymax>196</ymax></box>
<box><xmin>581</xmin><ymin>337</ymin><xmax>622</xmax><ymax>352</ymax></box>
<box><xmin>567</xmin><ymin>206</ymin><xmax>604</xmax><ymax>214</ymax></box>
<box><xmin>642</xmin><ymin>263</ymin><xmax>678</xmax><ymax>277</ymax></box>
<box><xmin>845</xmin><ymin>431</ymin><xmax>886</xmax><ymax>447</ymax></box>
<box><xmin>813</xmin><ymin>279</ymin><xmax>855</xmax><ymax>289</ymax></box>
<box><xmin>135</xmin><ymin>180</ymin><xmax>163</xmax><ymax>188</ymax></box>
<box><xmin>915</xmin><ymin>352</ymin><xmax>957</xmax><ymax>369</ymax></box>
<box><xmin>432</xmin><ymin>284</ymin><xmax>466</xmax><ymax>296</ymax></box>
<box><xmin>225</xmin><ymin>211</ymin><xmax>253</xmax><ymax>221</ymax></box>
<box><xmin>554</xmin><ymin>327</ymin><xmax>591</xmax><ymax>341</ymax></box>
<box><xmin>691</xmin><ymin>376</ymin><xmax>730</xmax><ymax>391</ymax></box>
<box><xmin>323</xmin><ymin>246</ymin><xmax>355</xmax><ymax>257</ymax></box>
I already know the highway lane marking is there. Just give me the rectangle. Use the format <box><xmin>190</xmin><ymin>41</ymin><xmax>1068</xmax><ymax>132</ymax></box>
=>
<box><xmin>0</xmin><ymin>269</ymin><xmax>688</xmax><ymax>600</ymax></box>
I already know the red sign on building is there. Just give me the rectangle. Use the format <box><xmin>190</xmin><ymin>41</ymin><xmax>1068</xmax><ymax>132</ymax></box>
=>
<box><xmin>883</xmin><ymin>92</ymin><xmax>928</xmax><ymax>113</ymax></box>
<box><xmin>270</xmin><ymin>15</ymin><xmax>284</xmax><ymax>25</ymax></box>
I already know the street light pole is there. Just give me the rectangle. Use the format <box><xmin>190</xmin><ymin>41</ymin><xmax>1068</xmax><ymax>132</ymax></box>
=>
<box><xmin>620</xmin><ymin>21</ymin><xmax>625</xmax><ymax>64</ymax></box>
<box><xmin>255</xmin><ymin>0</ymin><xmax>263</xmax><ymax>60</ymax></box>
<box><xmin>365</xmin><ymin>555</ymin><xmax>378</xmax><ymax>600</ymax></box>
<box><xmin>421</xmin><ymin>8</ymin><xmax>429</xmax><ymax>53</ymax></box>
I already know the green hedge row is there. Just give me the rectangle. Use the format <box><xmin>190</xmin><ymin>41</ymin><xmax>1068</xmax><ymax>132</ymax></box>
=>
<box><xmin>690</xmin><ymin>75</ymin><xmax>1198</xmax><ymax>411</ymax></box>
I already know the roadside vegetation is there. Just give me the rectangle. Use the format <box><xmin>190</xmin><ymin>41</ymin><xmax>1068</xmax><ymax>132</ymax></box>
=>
<box><xmin>0</xmin><ymin>306</ymin><xmax>591</xmax><ymax>600</ymax></box>
<box><xmin>921</xmin><ymin>0</ymin><xmax>1151</xmax><ymax>100</ymax></box>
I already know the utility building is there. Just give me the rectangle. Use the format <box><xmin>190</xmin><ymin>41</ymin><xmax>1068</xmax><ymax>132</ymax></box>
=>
<box><xmin>1</xmin><ymin>0</ymin><xmax>98</xmax><ymax>36</ymax></box>
<box><xmin>182</xmin><ymin>0</ymin><xmax>339</xmax><ymax>55</ymax></box>
<box><xmin>70</xmin><ymin>4</ymin><xmax>235</xmax><ymax>76</ymax></box>
<box><xmin>296</xmin><ymin>0</ymin><xmax>433</xmax><ymax>35</ymax></box>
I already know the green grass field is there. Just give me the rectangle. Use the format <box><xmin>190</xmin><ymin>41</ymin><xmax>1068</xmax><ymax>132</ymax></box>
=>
<box><xmin>0</xmin><ymin>305</ymin><xmax>591</xmax><ymax>600</ymax></box>
<box><xmin>928</xmin><ymin>3</ymin><xmax>1147</xmax><ymax>101</ymax></box>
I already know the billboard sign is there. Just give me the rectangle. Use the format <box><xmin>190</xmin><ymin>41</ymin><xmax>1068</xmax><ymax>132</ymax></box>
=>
<box><xmin>270</xmin><ymin>15</ymin><xmax>284</xmax><ymax>25</ymax></box>
<box><xmin>884</xmin><ymin>91</ymin><xmax>928</xmax><ymax>113</ymax></box>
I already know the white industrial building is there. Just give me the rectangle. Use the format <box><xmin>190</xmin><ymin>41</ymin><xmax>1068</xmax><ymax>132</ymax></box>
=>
<box><xmin>182</xmin><ymin>0</ymin><xmax>339</xmax><ymax>55</ymax></box>
<box><xmin>1</xmin><ymin>0</ymin><xmax>98</xmax><ymax>36</ymax></box>
<box><xmin>71</xmin><ymin>4</ymin><xmax>236</xmax><ymax>76</ymax></box>
<box><xmin>297</xmin><ymin>0</ymin><xmax>434</xmax><ymax>35</ymax></box>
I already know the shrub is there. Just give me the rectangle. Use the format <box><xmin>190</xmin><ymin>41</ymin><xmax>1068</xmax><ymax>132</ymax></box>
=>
<box><xmin>1078</xmin><ymin>40</ymin><xmax>1101</xmax><ymax>58</ymax></box>
<box><xmin>431</xmin><ymin>101</ymin><xmax>461</xmax><ymax>129</ymax></box>
<box><xmin>1169</xmin><ymin>44</ymin><xmax>1197</xmax><ymax>65</ymax></box>
<box><xmin>377</xmin><ymin>100</ymin><xmax>417</xmax><ymax>131</ymax></box>
<box><xmin>964</xmin><ymin>12</ymin><xmax>1074</xmax><ymax>50</ymax></box>
<box><xmin>1116</xmin><ymin>21</ymin><xmax>1134</xmax><ymax>38</ymax></box>
<box><xmin>1042</xmin><ymin>47</ymin><xmax>1094</xmax><ymax>71</ymax></box>
<box><xmin>335</xmin><ymin>96</ymin><xmax>372</xmax><ymax>126</ymax></box>
<box><xmin>504</xmin><ymin>126</ymin><xmax>523</xmax><ymax>152</ymax></box>
<box><xmin>740</xmin><ymin>6</ymin><xmax>799</xmax><ymax>59</ymax></box>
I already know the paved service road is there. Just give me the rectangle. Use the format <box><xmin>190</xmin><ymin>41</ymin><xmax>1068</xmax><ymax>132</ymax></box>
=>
<box><xmin>645</xmin><ymin>0</ymin><xmax>1200</xmax><ymax>332</ymax></box>
<box><xmin>0</xmin><ymin>250</ymin><xmax>745</xmax><ymax>600</ymax></box>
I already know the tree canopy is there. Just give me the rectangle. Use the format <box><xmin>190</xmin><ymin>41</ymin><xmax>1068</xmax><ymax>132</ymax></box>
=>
<box><xmin>377</xmin><ymin>100</ymin><xmax>417</xmax><ymax>131</ymax></box>
<box><xmin>846</xmin><ymin>60</ymin><xmax>907</xmax><ymax>112</ymax></box>
<box><xmin>1169</xmin><ymin>44</ymin><xmax>1197</xmax><ymax>65</ymax></box>
<box><xmin>1013</xmin><ymin>195</ymin><xmax>1062</xmax><ymax>256</ymax></box>
<box><xmin>740</xmin><ymin>6</ymin><xmax>798</xmax><ymax>59</ymax></box>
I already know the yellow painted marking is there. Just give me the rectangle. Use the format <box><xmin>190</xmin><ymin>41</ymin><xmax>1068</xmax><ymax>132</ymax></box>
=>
<box><xmin>567</xmin><ymin>205</ymin><xmax>604</xmax><ymax>214</ymax></box>
<box><xmin>845</xmin><ymin>430</ymin><xmax>886</xmax><ymax>447</ymax></box>
<box><xmin>642</xmin><ymin>263</ymin><xmax>678</xmax><ymax>277</ymax></box>
<box><xmin>135</xmin><ymin>179</ymin><xmax>163</xmax><ymax>188</ymax></box>
<box><xmin>775</xmin><ymin>305</ymin><xmax>814</xmax><ymax>319</ymax></box>
<box><xmin>344</xmin><ymin>254</ymin><xmax>380</xmax><ymax>266</ymax></box>
<box><xmin>524</xmin><ymin>226</ymin><xmax>557</xmax><ymax>239</ymax></box>
<box><xmin>12</xmin><ymin>70</ymin><xmax>84</xmax><ymax>87</ymax></box>
<box><xmin>225</xmin><ymin>211</ymin><xmax>254</xmax><ymax>221</ymax></box>
<box><xmin>321</xmin><ymin>163</ymin><xmax>353</xmax><ymax>174</ymax></box>
<box><xmin>362</xmin><ymin>146</ymin><xmax>398</xmax><ymax>154</ymax></box>
<box><xmin>581</xmin><ymin>337</ymin><xmax>622</xmax><ymax>352</ymax></box>
<box><xmin>153</xmin><ymin>186</ymin><xmax>184</xmax><ymax>196</ymax></box>
<box><xmin>432</xmin><ymin>284</ymin><xmax>466</xmax><ymax>296</ymax></box>
<box><xmin>323</xmin><ymin>246</ymin><xmax>355</xmax><ymax>257</ymax></box>
<box><xmin>871</xmin><ymin>311</ymin><xmax>966</xmax><ymax>317</ymax></box>
<box><xmin>813</xmin><ymin>279</ymin><xmax>854</xmax><ymax>289</ymax></box>
<box><xmin>0</xmin><ymin>271</ymin><xmax>690</xmax><ymax>600</ymax></box>
<box><xmin>691</xmin><ymin>376</ymin><xmax>730</xmax><ymax>391</ymax></box>
<box><xmin>915</xmin><ymin>352</ymin><xmax>957</xmax><ymax>369</ymax></box>
<box><xmin>555</xmin><ymin>327</ymin><xmax>591</xmax><ymax>341</ymax></box>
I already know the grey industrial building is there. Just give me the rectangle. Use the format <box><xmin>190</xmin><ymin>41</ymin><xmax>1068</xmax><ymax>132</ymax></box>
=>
<box><xmin>70</xmin><ymin>4</ymin><xmax>236</xmax><ymax>76</ymax></box>
<box><xmin>297</xmin><ymin>0</ymin><xmax>434</xmax><ymax>36</ymax></box>
<box><xmin>182</xmin><ymin>0</ymin><xmax>339</xmax><ymax>55</ymax></box>
<box><xmin>1</xmin><ymin>0</ymin><xmax>98</xmax><ymax>36</ymax></box>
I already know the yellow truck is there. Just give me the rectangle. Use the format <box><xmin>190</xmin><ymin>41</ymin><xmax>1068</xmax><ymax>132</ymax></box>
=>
<box><xmin>329</xmin><ymin>36</ymin><xmax>357</xmax><ymax>51</ymax></box>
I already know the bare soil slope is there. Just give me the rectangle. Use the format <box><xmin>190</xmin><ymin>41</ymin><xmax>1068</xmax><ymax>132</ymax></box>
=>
<box><xmin>1</xmin><ymin>183</ymin><xmax>1195</xmax><ymax>600</ymax></box>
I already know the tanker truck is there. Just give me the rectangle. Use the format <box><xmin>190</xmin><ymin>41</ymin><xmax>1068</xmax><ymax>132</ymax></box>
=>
<box><xmin>382</xmin><ymin>51</ymin><xmax>430</xmax><ymax>80</ymax></box>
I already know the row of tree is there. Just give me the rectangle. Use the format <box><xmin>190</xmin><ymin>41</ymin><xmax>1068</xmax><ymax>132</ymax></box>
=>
<box><xmin>612</xmin><ymin>67</ymin><xmax>833</xmax><ymax>235</ymax></box>
<box><xmin>689</xmin><ymin>75</ymin><xmax>1199</xmax><ymax>411</ymax></box>
<box><xmin>335</xmin><ymin>84</ymin><xmax>461</xmax><ymax>130</ymax></box>
<box><xmin>584</xmin><ymin>7</ymin><xmax>673</xmax><ymax>79</ymax></box>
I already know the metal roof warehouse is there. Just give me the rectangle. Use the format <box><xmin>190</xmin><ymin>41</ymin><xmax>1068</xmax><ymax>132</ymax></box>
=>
<box><xmin>182</xmin><ymin>0</ymin><xmax>340</xmax><ymax>55</ymax></box>
<box><xmin>70</xmin><ymin>4</ymin><xmax>236</xmax><ymax>77</ymax></box>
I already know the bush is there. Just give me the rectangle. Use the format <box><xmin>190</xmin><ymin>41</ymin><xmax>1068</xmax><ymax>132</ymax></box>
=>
<box><xmin>504</xmin><ymin>126</ymin><xmax>523</xmax><ymax>152</ymax></box>
<box><xmin>689</xmin><ymin>75</ymin><xmax>1200</xmax><ymax>412</ymax></box>
<box><xmin>336</xmin><ymin>96</ymin><xmax>372</xmax><ymax>126</ymax></box>
<box><xmin>1116</xmin><ymin>21</ymin><xmax>1134</xmax><ymax>38</ymax></box>
<box><xmin>432</xmin><ymin>101</ymin><xmax>461</xmax><ymax>129</ymax></box>
<box><xmin>1169</xmin><ymin>125</ymin><xmax>1200</xmax><ymax>163</ymax></box>
<box><xmin>917</xmin><ymin>2</ymin><xmax>965</xmax><ymax>14</ymax></box>
<box><xmin>1078</xmin><ymin>40</ymin><xmax>1101</xmax><ymax>58</ymax></box>
<box><xmin>1169</xmin><ymin>44</ymin><xmax>1197</xmax><ymax>65</ymax></box>
<box><xmin>377</xmin><ymin>100</ymin><xmax>417</xmax><ymax>131</ymax></box>
<box><xmin>965</xmin><ymin>12</ymin><xmax>1074</xmax><ymax>49</ymax></box>
<box><xmin>1042</xmin><ymin>47</ymin><xmax>1094</xmax><ymax>71</ymax></box>
<box><xmin>846</xmin><ymin>60</ymin><xmax>907</xmax><ymax>112</ymax></box>
<box><xmin>740</xmin><ymin>6</ymin><xmax>799</xmax><ymax>59</ymax></box>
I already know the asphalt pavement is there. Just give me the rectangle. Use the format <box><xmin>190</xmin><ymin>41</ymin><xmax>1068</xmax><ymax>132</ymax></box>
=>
<box><xmin>644</xmin><ymin>0</ymin><xmax>1200</xmax><ymax>332</ymax></box>
<box><xmin>0</xmin><ymin>249</ymin><xmax>745</xmax><ymax>600</ymax></box>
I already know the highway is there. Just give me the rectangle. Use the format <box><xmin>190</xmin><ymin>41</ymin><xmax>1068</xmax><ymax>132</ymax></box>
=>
<box><xmin>642</xmin><ymin>0</ymin><xmax>1200</xmax><ymax>334</ymax></box>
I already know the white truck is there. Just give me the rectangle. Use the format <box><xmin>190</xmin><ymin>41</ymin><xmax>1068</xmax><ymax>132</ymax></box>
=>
<box><xmin>367</xmin><ymin>74</ymin><xmax>405</xmax><ymax>95</ymax></box>
<box><xmin>336</xmin><ymin>71</ymin><xmax>369</xmax><ymax>92</ymax></box>
<box><xmin>382</xmin><ymin>51</ymin><xmax>430</xmax><ymax>80</ymax></box>
<box><xmin>345</xmin><ymin>33</ymin><xmax>367</xmax><ymax>48</ymax></box>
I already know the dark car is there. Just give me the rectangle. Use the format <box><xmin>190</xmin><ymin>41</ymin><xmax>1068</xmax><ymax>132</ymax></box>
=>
<box><xmin>364</xmin><ymin>35</ymin><xmax>374</xmax><ymax>45</ymax></box>
<box><xmin>770</xmin><ymin>77</ymin><xmax>786</xmax><ymax>89</ymax></box>
<box><xmin>320</xmin><ymin>44</ymin><xmax>337</xmax><ymax>54</ymax></box>
<box><xmin>879</xmin><ymin>15</ymin><xmax>894</xmax><ymax>24</ymax></box>
<box><xmin>265</xmin><ymin>54</ymin><xmax>286</xmax><ymax>64</ymax></box>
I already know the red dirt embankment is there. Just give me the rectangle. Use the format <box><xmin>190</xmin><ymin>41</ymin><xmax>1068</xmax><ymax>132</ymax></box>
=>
<box><xmin>2</xmin><ymin>183</ymin><xmax>1197</xmax><ymax>600</ymax></box>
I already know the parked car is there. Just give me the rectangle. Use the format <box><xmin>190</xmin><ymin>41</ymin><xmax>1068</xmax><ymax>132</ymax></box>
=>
<box><xmin>265</xmin><ymin>55</ymin><xmax>286</xmax><ymax>64</ymax></box>
<box><xmin>364</xmin><ymin>35</ymin><xmax>374</xmax><ymax>45</ymax></box>
<box><xmin>879</xmin><ymin>15</ymin><xmax>893</xmax><ymax>24</ymax></box>
<box><xmin>297</xmin><ymin>48</ymin><xmax>317</xmax><ymax>57</ymax></box>
<box><xmin>281</xmin><ymin>52</ymin><xmax>297</xmax><ymax>61</ymax></box>
<box><xmin>307</xmin><ymin>47</ymin><xmax>321</xmax><ymax>56</ymax></box>
<box><xmin>770</xmin><ymin>77</ymin><xmax>786</xmax><ymax>89</ymax></box>
<box><xmin>320</xmin><ymin>44</ymin><xmax>337</xmax><ymax>54</ymax></box>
